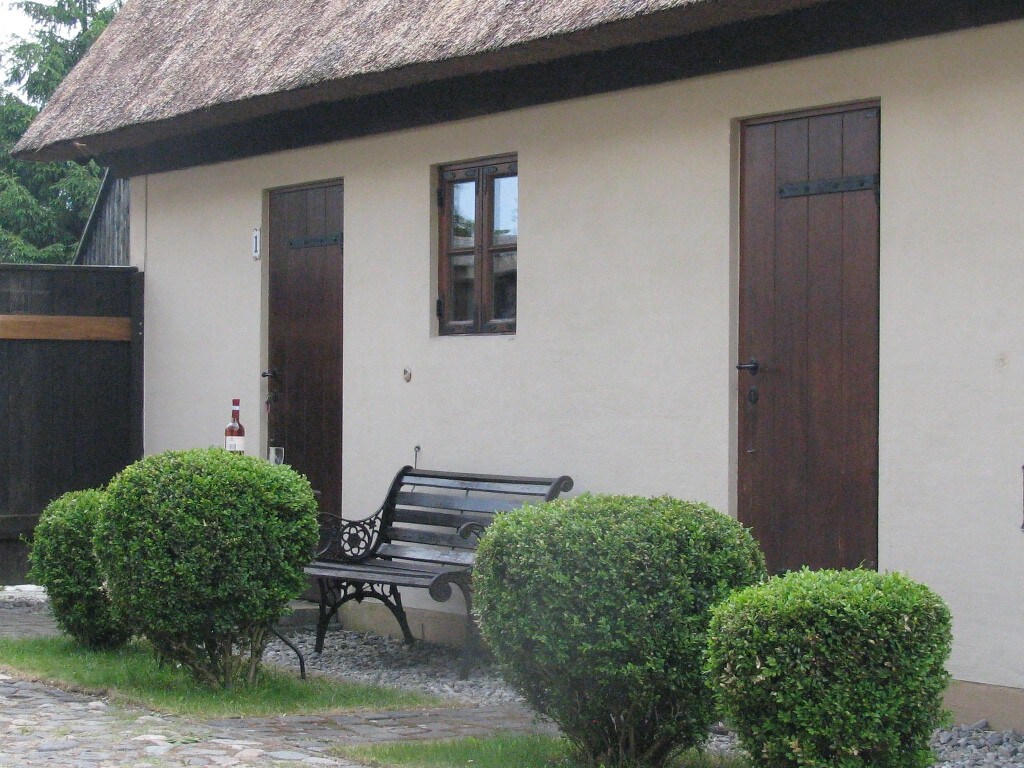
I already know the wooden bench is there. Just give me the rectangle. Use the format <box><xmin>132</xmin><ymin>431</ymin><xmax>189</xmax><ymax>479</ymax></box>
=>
<box><xmin>305</xmin><ymin>466</ymin><xmax>573</xmax><ymax>671</ymax></box>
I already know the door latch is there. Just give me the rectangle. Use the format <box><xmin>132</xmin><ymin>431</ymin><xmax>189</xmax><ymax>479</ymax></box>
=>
<box><xmin>736</xmin><ymin>358</ymin><xmax>759</xmax><ymax>376</ymax></box>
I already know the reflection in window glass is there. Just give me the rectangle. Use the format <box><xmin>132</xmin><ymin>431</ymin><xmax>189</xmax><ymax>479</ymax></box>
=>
<box><xmin>451</xmin><ymin>253</ymin><xmax>475</xmax><ymax>321</ymax></box>
<box><xmin>492</xmin><ymin>176</ymin><xmax>518</xmax><ymax>246</ymax></box>
<box><xmin>492</xmin><ymin>251</ymin><xmax>516</xmax><ymax>320</ymax></box>
<box><xmin>451</xmin><ymin>182</ymin><xmax>476</xmax><ymax>249</ymax></box>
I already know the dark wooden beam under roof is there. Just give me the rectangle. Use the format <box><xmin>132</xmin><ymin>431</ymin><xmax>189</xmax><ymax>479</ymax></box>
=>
<box><xmin>93</xmin><ymin>0</ymin><xmax>1024</xmax><ymax>176</ymax></box>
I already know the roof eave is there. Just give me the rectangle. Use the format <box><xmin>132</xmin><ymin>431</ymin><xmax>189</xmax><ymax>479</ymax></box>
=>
<box><xmin>16</xmin><ymin>0</ymin><xmax>1024</xmax><ymax>174</ymax></box>
<box><xmin>13</xmin><ymin>0</ymin><xmax>836</xmax><ymax>164</ymax></box>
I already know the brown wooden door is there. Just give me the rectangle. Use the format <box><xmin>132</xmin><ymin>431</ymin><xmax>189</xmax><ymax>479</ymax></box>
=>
<box><xmin>738</xmin><ymin>104</ymin><xmax>879</xmax><ymax>573</ymax></box>
<box><xmin>268</xmin><ymin>182</ymin><xmax>343</xmax><ymax>514</ymax></box>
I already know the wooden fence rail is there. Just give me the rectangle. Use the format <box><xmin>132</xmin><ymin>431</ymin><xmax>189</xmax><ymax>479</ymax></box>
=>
<box><xmin>0</xmin><ymin>264</ymin><xmax>143</xmax><ymax>584</ymax></box>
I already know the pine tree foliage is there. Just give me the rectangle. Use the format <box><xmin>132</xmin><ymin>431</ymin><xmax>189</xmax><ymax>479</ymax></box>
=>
<box><xmin>1</xmin><ymin>1</ymin><xmax>118</xmax><ymax>264</ymax></box>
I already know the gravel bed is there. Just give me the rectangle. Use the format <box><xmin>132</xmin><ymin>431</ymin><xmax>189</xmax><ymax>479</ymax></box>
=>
<box><xmin>935</xmin><ymin>721</ymin><xmax>1024</xmax><ymax>767</ymax></box>
<box><xmin>6</xmin><ymin>586</ymin><xmax>1023</xmax><ymax>765</ymax></box>
<box><xmin>0</xmin><ymin>583</ymin><xmax>47</xmax><ymax>608</ymax></box>
<box><xmin>265</xmin><ymin>626</ymin><xmax>523</xmax><ymax>706</ymax></box>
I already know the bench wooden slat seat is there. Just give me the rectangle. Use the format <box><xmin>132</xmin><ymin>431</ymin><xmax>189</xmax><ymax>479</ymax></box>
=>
<box><xmin>305</xmin><ymin>466</ymin><xmax>573</xmax><ymax>674</ymax></box>
<box><xmin>306</xmin><ymin>559</ymin><xmax>445</xmax><ymax>588</ymax></box>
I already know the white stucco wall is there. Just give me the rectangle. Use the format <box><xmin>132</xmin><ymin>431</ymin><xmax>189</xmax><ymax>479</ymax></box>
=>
<box><xmin>131</xmin><ymin>21</ymin><xmax>1024</xmax><ymax>691</ymax></box>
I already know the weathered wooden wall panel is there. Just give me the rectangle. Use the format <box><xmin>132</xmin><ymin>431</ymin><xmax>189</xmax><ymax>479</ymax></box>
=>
<box><xmin>77</xmin><ymin>176</ymin><xmax>130</xmax><ymax>267</ymax></box>
<box><xmin>0</xmin><ymin>264</ymin><xmax>142</xmax><ymax>583</ymax></box>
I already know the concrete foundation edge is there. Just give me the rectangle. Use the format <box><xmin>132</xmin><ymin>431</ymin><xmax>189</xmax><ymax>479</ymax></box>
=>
<box><xmin>944</xmin><ymin>679</ymin><xmax>1024</xmax><ymax>732</ymax></box>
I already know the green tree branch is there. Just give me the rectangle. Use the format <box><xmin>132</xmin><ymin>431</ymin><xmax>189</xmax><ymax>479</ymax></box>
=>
<box><xmin>0</xmin><ymin>1</ymin><xmax>119</xmax><ymax>264</ymax></box>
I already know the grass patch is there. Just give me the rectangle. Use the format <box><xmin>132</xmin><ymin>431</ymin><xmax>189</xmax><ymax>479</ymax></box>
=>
<box><xmin>0</xmin><ymin>636</ymin><xmax>439</xmax><ymax>718</ymax></box>
<box><xmin>336</xmin><ymin>733</ymin><xmax>750</xmax><ymax>768</ymax></box>
<box><xmin>337</xmin><ymin>733</ymin><xmax>572</xmax><ymax>768</ymax></box>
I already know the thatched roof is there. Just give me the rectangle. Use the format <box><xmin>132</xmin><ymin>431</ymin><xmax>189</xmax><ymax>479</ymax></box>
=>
<box><xmin>13</xmin><ymin>0</ymin><xmax>1023</xmax><ymax>173</ymax></box>
<box><xmin>13</xmin><ymin>0</ymin><xmax>832</xmax><ymax>164</ymax></box>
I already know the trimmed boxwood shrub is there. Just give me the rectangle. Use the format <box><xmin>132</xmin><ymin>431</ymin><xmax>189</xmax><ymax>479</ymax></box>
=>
<box><xmin>473</xmin><ymin>494</ymin><xmax>766</xmax><ymax>768</ymax></box>
<box><xmin>28</xmin><ymin>489</ymin><xmax>130</xmax><ymax>649</ymax></box>
<box><xmin>95</xmin><ymin>448</ymin><xmax>318</xmax><ymax>688</ymax></box>
<box><xmin>706</xmin><ymin>568</ymin><xmax>952</xmax><ymax>768</ymax></box>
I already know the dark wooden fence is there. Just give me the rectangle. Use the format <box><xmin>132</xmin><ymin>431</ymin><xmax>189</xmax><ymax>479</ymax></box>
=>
<box><xmin>0</xmin><ymin>264</ymin><xmax>143</xmax><ymax>584</ymax></box>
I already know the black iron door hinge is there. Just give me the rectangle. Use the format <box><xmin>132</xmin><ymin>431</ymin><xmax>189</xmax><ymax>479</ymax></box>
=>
<box><xmin>779</xmin><ymin>173</ymin><xmax>879</xmax><ymax>199</ymax></box>
<box><xmin>287</xmin><ymin>232</ymin><xmax>342</xmax><ymax>249</ymax></box>
<box><xmin>435</xmin><ymin>298</ymin><xmax>444</xmax><ymax>318</ymax></box>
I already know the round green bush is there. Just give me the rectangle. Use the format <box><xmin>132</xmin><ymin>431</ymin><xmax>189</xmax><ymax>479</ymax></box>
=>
<box><xmin>706</xmin><ymin>568</ymin><xmax>952</xmax><ymax>768</ymax></box>
<box><xmin>94</xmin><ymin>448</ymin><xmax>318</xmax><ymax>687</ymax></box>
<box><xmin>28</xmin><ymin>489</ymin><xmax>130</xmax><ymax>649</ymax></box>
<box><xmin>473</xmin><ymin>494</ymin><xmax>767</xmax><ymax>768</ymax></box>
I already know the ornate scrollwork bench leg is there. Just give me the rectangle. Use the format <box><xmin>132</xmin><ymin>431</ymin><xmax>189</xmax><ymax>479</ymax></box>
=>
<box><xmin>458</xmin><ymin>590</ymin><xmax>483</xmax><ymax>680</ymax></box>
<box><xmin>429</xmin><ymin>570</ymin><xmax>478</xmax><ymax>679</ymax></box>
<box><xmin>314</xmin><ymin>577</ymin><xmax>416</xmax><ymax>653</ymax></box>
<box><xmin>452</xmin><ymin>521</ymin><xmax>487</xmax><ymax>678</ymax></box>
<box><xmin>315</xmin><ymin>509</ymin><xmax>416</xmax><ymax>652</ymax></box>
<box><xmin>315</xmin><ymin>578</ymin><xmax>342</xmax><ymax>653</ymax></box>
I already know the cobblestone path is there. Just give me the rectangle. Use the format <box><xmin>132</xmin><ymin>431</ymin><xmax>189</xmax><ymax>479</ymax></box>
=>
<box><xmin>0</xmin><ymin>601</ymin><xmax>548</xmax><ymax>767</ymax></box>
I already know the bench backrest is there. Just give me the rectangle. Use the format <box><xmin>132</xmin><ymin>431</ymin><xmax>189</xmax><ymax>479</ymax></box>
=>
<box><xmin>375</xmin><ymin>466</ymin><xmax>574</xmax><ymax>567</ymax></box>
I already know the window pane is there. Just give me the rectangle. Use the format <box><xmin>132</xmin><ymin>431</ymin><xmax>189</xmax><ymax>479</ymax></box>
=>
<box><xmin>492</xmin><ymin>176</ymin><xmax>518</xmax><ymax>246</ymax></box>
<box><xmin>492</xmin><ymin>251</ymin><xmax>516</xmax><ymax>321</ymax></box>
<box><xmin>451</xmin><ymin>181</ymin><xmax>476</xmax><ymax>249</ymax></box>
<box><xmin>450</xmin><ymin>253</ymin><xmax>475</xmax><ymax>322</ymax></box>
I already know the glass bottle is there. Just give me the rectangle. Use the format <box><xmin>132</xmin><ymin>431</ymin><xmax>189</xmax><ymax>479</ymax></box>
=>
<box><xmin>224</xmin><ymin>399</ymin><xmax>245</xmax><ymax>454</ymax></box>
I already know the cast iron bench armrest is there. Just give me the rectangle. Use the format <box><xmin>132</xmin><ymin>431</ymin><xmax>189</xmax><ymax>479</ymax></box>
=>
<box><xmin>315</xmin><ymin>507</ymin><xmax>384</xmax><ymax>563</ymax></box>
<box><xmin>428</xmin><ymin>567</ymin><xmax>473</xmax><ymax>603</ymax></box>
<box><xmin>458</xmin><ymin>521</ymin><xmax>487</xmax><ymax>541</ymax></box>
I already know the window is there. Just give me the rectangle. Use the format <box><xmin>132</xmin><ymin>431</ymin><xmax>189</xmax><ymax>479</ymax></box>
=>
<box><xmin>437</xmin><ymin>154</ymin><xmax>517</xmax><ymax>334</ymax></box>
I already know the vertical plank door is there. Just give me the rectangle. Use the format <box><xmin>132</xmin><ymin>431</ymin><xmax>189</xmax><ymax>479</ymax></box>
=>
<box><xmin>738</xmin><ymin>104</ymin><xmax>879</xmax><ymax>572</ymax></box>
<box><xmin>268</xmin><ymin>182</ymin><xmax>344</xmax><ymax>515</ymax></box>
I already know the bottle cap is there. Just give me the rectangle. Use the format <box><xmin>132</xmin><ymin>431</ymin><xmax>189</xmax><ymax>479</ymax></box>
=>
<box><xmin>232</xmin><ymin>398</ymin><xmax>240</xmax><ymax>406</ymax></box>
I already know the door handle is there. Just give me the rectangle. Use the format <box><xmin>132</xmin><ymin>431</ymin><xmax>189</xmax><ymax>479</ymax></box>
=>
<box><xmin>261</xmin><ymin>369</ymin><xmax>278</xmax><ymax>379</ymax></box>
<box><xmin>736</xmin><ymin>359</ymin><xmax>759</xmax><ymax>375</ymax></box>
